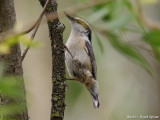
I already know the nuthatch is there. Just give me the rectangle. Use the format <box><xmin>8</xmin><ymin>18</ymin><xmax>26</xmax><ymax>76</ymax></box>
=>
<box><xmin>64</xmin><ymin>12</ymin><xmax>100</xmax><ymax>108</ymax></box>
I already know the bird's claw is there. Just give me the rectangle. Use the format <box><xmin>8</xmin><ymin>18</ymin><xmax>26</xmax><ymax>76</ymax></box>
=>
<box><xmin>73</xmin><ymin>58</ymin><xmax>79</xmax><ymax>63</ymax></box>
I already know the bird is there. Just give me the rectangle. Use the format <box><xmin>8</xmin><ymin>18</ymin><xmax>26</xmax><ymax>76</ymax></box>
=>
<box><xmin>64</xmin><ymin>12</ymin><xmax>100</xmax><ymax>108</ymax></box>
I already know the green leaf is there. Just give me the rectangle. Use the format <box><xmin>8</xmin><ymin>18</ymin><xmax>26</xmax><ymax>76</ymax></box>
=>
<box><xmin>106</xmin><ymin>14</ymin><xmax>133</xmax><ymax>30</ymax></box>
<box><xmin>143</xmin><ymin>30</ymin><xmax>160</xmax><ymax>47</ymax></box>
<box><xmin>123</xmin><ymin>0</ymin><xmax>133</xmax><ymax>11</ymax></box>
<box><xmin>152</xmin><ymin>47</ymin><xmax>160</xmax><ymax>62</ymax></box>
<box><xmin>4</xmin><ymin>35</ymin><xmax>20</xmax><ymax>46</ymax></box>
<box><xmin>112</xmin><ymin>0</ymin><xmax>125</xmax><ymax>17</ymax></box>
<box><xmin>94</xmin><ymin>32</ymin><xmax>104</xmax><ymax>53</ymax></box>
<box><xmin>90</xmin><ymin>2</ymin><xmax>114</xmax><ymax>23</ymax></box>
<box><xmin>89</xmin><ymin>7</ymin><xmax>110</xmax><ymax>23</ymax></box>
<box><xmin>93</xmin><ymin>1</ymin><xmax>114</xmax><ymax>11</ymax></box>
<box><xmin>0</xmin><ymin>35</ymin><xmax>20</xmax><ymax>54</ymax></box>
<box><xmin>19</xmin><ymin>36</ymin><xmax>40</xmax><ymax>48</ymax></box>
<box><xmin>107</xmin><ymin>32</ymin><xmax>154</xmax><ymax>76</ymax></box>
<box><xmin>143</xmin><ymin>30</ymin><xmax>160</xmax><ymax>63</ymax></box>
<box><xmin>0</xmin><ymin>35</ymin><xmax>40</xmax><ymax>54</ymax></box>
<box><xmin>91</xmin><ymin>1</ymin><xmax>114</xmax><ymax>22</ymax></box>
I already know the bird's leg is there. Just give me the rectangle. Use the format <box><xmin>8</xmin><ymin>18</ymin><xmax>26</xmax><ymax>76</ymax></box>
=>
<box><xmin>65</xmin><ymin>78</ymin><xmax>75</xmax><ymax>80</ymax></box>
<box><xmin>63</xmin><ymin>45</ymin><xmax>74</xmax><ymax>59</ymax></box>
<box><xmin>57</xmin><ymin>44</ymin><xmax>74</xmax><ymax>60</ymax></box>
<box><xmin>63</xmin><ymin>45</ymin><xmax>81</xmax><ymax>65</ymax></box>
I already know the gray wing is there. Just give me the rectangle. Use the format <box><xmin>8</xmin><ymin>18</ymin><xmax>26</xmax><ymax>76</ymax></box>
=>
<box><xmin>85</xmin><ymin>40</ymin><xmax>97</xmax><ymax>80</ymax></box>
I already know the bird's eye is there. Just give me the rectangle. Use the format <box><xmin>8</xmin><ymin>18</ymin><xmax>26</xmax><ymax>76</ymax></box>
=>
<box><xmin>87</xmin><ymin>31</ymin><xmax>89</xmax><ymax>34</ymax></box>
<box><xmin>85</xmin><ymin>30</ymin><xmax>89</xmax><ymax>35</ymax></box>
<box><xmin>81</xmin><ymin>31</ymin><xmax>88</xmax><ymax>35</ymax></box>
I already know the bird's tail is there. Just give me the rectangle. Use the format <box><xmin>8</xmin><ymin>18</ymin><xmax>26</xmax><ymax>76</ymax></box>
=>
<box><xmin>88</xmin><ymin>79</ymin><xmax>100</xmax><ymax>108</ymax></box>
<box><xmin>92</xmin><ymin>94</ymin><xmax>100</xmax><ymax>108</ymax></box>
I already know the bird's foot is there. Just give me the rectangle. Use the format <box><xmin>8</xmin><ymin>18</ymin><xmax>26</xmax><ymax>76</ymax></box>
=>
<box><xmin>64</xmin><ymin>45</ymin><xmax>74</xmax><ymax>59</ymax></box>
<box><xmin>73</xmin><ymin>57</ymin><xmax>79</xmax><ymax>63</ymax></box>
<box><xmin>73</xmin><ymin>57</ymin><xmax>83</xmax><ymax>68</ymax></box>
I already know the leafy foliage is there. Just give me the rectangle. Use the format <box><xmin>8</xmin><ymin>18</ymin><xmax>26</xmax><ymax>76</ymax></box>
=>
<box><xmin>107</xmin><ymin>32</ymin><xmax>154</xmax><ymax>76</ymax></box>
<box><xmin>81</xmin><ymin>0</ymin><xmax>160</xmax><ymax>75</ymax></box>
<box><xmin>0</xmin><ymin>34</ymin><xmax>40</xmax><ymax>54</ymax></box>
<box><xmin>143</xmin><ymin>29</ymin><xmax>160</xmax><ymax>62</ymax></box>
<box><xmin>143</xmin><ymin>30</ymin><xmax>160</xmax><ymax>47</ymax></box>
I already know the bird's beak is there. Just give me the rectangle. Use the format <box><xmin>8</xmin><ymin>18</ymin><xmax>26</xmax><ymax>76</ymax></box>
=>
<box><xmin>64</xmin><ymin>11</ymin><xmax>75</xmax><ymax>22</ymax></box>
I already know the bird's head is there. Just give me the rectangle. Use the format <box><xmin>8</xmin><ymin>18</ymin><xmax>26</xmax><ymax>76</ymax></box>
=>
<box><xmin>64</xmin><ymin>12</ymin><xmax>92</xmax><ymax>41</ymax></box>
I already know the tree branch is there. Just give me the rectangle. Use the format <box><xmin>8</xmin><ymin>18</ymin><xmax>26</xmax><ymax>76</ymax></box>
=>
<box><xmin>38</xmin><ymin>0</ymin><xmax>66</xmax><ymax>120</ymax></box>
<box><xmin>0</xmin><ymin>0</ymin><xmax>28</xmax><ymax>119</ymax></box>
<box><xmin>20</xmin><ymin>0</ymin><xmax>51</xmax><ymax>35</ymax></box>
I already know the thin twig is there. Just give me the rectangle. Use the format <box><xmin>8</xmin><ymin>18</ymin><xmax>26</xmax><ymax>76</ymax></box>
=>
<box><xmin>21</xmin><ymin>0</ymin><xmax>51</xmax><ymax>61</ymax></box>
<box><xmin>20</xmin><ymin>0</ymin><xmax>51</xmax><ymax>35</ymax></box>
<box><xmin>136</xmin><ymin>0</ymin><xmax>160</xmax><ymax>29</ymax></box>
<box><xmin>135</xmin><ymin>45</ymin><xmax>154</xmax><ymax>57</ymax></box>
<box><xmin>1</xmin><ymin>0</ymin><xmax>111</xmax><ymax>42</ymax></box>
<box><xmin>45</xmin><ymin>0</ymin><xmax>114</xmax><ymax>21</ymax></box>
<box><xmin>21</xmin><ymin>24</ymin><xmax>40</xmax><ymax>61</ymax></box>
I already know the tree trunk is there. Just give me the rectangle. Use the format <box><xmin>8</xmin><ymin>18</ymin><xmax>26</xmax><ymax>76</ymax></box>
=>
<box><xmin>39</xmin><ymin>0</ymin><xmax>66</xmax><ymax>120</ymax></box>
<box><xmin>0</xmin><ymin>0</ymin><xmax>28</xmax><ymax>119</ymax></box>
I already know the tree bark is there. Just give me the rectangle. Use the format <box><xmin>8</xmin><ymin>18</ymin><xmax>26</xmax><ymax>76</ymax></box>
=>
<box><xmin>39</xmin><ymin>0</ymin><xmax>66</xmax><ymax>120</ymax></box>
<box><xmin>0</xmin><ymin>0</ymin><xmax>28</xmax><ymax>119</ymax></box>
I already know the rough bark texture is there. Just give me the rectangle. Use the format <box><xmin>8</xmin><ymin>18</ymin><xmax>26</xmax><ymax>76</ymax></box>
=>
<box><xmin>39</xmin><ymin>0</ymin><xmax>66</xmax><ymax>120</ymax></box>
<box><xmin>0</xmin><ymin>0</ymin><xmax>28</xmax><ymax>119</ymax></box>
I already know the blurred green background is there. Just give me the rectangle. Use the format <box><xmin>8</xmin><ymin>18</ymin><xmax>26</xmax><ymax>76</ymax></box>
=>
<box><xmin>13</xmin><ymin>0</ymin><xmax>160</xmax><ymax>120</ymax></box>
